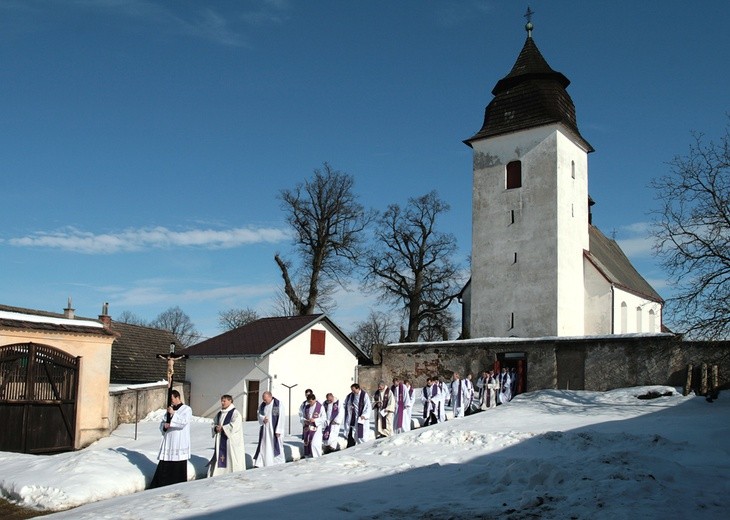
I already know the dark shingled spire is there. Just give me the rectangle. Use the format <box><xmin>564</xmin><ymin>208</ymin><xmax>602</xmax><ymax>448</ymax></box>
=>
<box><xmin>465</xmin><ymin>21</ymin><xmax>593</xmax><ymax>151</ymax></box>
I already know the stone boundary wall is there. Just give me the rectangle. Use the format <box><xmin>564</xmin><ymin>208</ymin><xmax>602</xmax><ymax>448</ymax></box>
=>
<box><xmin>358</xmin><ymin>334</ymin><xmax>730</xmax><ymax>395</ymax></box>
<box><xmin>108</xmin><ymin>381</ymin><xmax>191</xmax><ymax>432</ymax></box>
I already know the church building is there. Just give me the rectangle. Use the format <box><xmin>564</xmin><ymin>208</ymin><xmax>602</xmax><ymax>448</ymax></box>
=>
<box><xmin>460</xmin><ymin>19</ymin><xmax>663</xmax><ymax>339</ymax></box>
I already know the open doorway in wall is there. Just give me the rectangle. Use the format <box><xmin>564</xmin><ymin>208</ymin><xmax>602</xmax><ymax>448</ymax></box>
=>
<box><xmin>246</xmin><ymin>380</ymin><xmax>260</xmax><ymax>421</ymax></box>
<box><xmin>494</xmin><ymin>352</ymin><xmax>527</xmax><ymax>398</ymax></box>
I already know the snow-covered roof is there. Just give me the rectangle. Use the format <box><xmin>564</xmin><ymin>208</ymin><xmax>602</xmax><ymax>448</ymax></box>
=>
<box><xmin>0</xmin><ymin>309</ymin><xmax>104</xmax><ymax>328</ymax></box>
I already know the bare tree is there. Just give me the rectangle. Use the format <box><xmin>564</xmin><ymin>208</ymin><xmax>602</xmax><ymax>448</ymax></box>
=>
<box><xmin>218</xmin><ymin>307</ymin><xmax>260</xmax><ymax>331</ymax></box>
<box><xmin>150</xmin><ymin>306</ymin><xmax>201</xmax><ymax>347</ymax></box>
<box><xmin>651</xmin><ymin>121</ymin><xmax>730</xmax><ymax>339</ymax></box>
<box><xmin>363</xmin><ymin>191</ymin><xmax>462</xmax><ymax>342</ymax></box>
<box><xmin>350</xmin><ymin>310</ymin><xmax>397</xmax><ymax>357</ymax></box>
<box><xmin>268</xmin><ymin>286</ymin><xmax>301</xmax><ymax>317</ymax></box>
<box><xmin>275</xmin><ymin>162</ymin><xmax>372</xmax><ymax>315</ymax></box>
<box><xmin>420</xmin><ymin>308</ymin><xmax>457</xmax><ymax>342</ymax></box>
<box><xmin>116</xmin><ymin>310</ymin><xmax>148</xmax><ymax>326</ymax></box>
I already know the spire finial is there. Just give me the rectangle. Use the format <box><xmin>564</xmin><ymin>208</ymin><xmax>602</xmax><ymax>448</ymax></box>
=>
<box><xmin>524</xmin><ymin>6</ymin><xmax>534</xmax><ymax>38</ymax></box>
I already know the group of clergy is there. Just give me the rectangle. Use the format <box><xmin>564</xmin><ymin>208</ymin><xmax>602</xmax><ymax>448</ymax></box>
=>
<box><xmin>372</xmin><ymin>378</ymin><xmax>416</xmax><ymax>438</ymax></box>
<box><xmin>148</xmin><ymin>369</ymin><xmax>522</xmax><ymax>489</ymax></box>
<box><xmin>475</xmin><ymin>367</ymin><xmax>517</xmax><ymax>408</ymax></box>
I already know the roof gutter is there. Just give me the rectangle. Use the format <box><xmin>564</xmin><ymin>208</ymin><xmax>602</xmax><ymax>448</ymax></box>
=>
<box><xmin>253</xmin><ymin>357</ymin><xmax>273</xmax><ymax>392</ymax></box>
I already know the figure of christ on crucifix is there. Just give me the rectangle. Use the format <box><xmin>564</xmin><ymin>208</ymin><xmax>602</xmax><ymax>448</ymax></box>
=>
<box><xmin>156</xmin><ymin>343</ymin><xmax>188</xmax><ymax>420</ymax></box>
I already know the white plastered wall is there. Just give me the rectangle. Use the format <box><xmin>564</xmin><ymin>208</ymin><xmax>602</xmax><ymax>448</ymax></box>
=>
<box><xmin>583</xmin><ymin>258</ymin><xmax>613</xmax><ymax>334</ymax></box>
<box><xmin>613</xmin><ymin>288</ymin><xmax>662</xmax><ymax>334</ymax></box>
<box><xmin>470</xmin><ymin>124</ymin><xmax>589</xmax><ymax>338</ymax></box>
<box><xmin>186</xmin><ymin>356</ymin><xmax>264</xmax><ymax>418</ymax></box>
<box><xmin>186</xmin><ymin>321</ymin><xmax>359</xmax><ymax>428</ymax></box>
<box><xmin>268</xmin><ymin>321</ymin><xmax>358</xmax><ymax>410</ymax></box>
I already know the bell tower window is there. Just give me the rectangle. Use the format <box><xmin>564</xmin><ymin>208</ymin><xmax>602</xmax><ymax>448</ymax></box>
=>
<box><xmin>506</xmin><ymin>161</ymin><xmax>522</xmax><ymax>189</ymax></box>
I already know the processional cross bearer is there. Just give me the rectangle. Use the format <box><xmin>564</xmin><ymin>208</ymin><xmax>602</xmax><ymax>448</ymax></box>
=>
<box><xmin>156</xmin><ymin>341</ymin><xmax>188</xmax><ymax>422</ymax></box>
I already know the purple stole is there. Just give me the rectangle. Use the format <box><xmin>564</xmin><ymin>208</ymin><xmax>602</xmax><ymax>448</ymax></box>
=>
<box><xmin>422</xmin><ymin>386</ymin><xmax>431</xmax><ymax>418</ymax></box>
<box><xmin>423</xmin><ymin>384</ymin><xmax>438</xmax><ymax>418</ymax></box>
<box><xmin>302</xmin><ymin>401</ymin><xmax>323</xmax><ymax>456</ymax></box>
<box><xmin>454</xmin><ymin>380</ymin><xmax>463</xmax><ymax>407</ymax></box>
<box><xmin>254</xmin><ymin>398</ymin><xmax>281</xmax><ymax>459</ymax></box>
<box><xmin>377</xmin><ymin>387</ymin><xmax>391</xmax><ymax>430</ymax></box>
<box><xmin>394</xmin><ymin>383</ymin><xmax>405</xmax><ymax>429</ymax></box>
<box><xmin>347</xmin><ymin>391</ymin><xmax>368</xmax><ymax>439</ymax></box>
<box><xmin>216</xmin><ymin>408</ymin><xmax>235</xmax><ymax>468</ymax></box>
<box><xmin>323</xmin><ymin>400</ymin><xmax>339</xmax><ymax>441</ymax></box>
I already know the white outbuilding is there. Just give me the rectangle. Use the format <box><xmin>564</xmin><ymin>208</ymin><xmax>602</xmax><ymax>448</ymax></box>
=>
<box><xmin>184</xmin><ymin>314</ymin><xmax>366</xmax><ymax>431</ymax></box>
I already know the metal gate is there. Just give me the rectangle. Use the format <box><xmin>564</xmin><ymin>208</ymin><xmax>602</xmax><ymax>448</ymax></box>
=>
<box><xmin>0</xmin><ymin>343</ymin><xmax>80</xmax><ymax>453</ymax></box>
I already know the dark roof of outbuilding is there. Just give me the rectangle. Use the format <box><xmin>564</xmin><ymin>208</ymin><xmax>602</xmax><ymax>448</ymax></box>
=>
<box><xmin>185</xmin><ymin>314</ymin><xmax>366</xmax><ymax>360</ymax></box>
<box><xmin>465</xmin><ymin>35</ymin><xmax>592</xmax><ymax>152</ymax></box>
<box><xmin>109</xmin><ymin>321</ymin><xmax>184</xmax><ymax>384</ymax></box>
<box><xmin>586</xmin><ymin>225</ymin><xmax>663</xmax><ymax>303</ymax></box>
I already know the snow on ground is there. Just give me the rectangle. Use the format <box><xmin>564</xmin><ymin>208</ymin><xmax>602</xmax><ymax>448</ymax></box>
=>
<box><xmin>1</xmin><ymin>386</ymin><xmax>728</xmax><ymax>519</ymax></box>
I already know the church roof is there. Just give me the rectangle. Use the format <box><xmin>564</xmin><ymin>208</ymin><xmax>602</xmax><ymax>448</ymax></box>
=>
<box><xmin>585</xmin><ymin>225</ymin><xmax>663</xmax><ymax>303</ymax></box>
<box><xmin>465</xmin><ymin>32</ymin><xmax>593</xmax><ymax>151</ymax></box>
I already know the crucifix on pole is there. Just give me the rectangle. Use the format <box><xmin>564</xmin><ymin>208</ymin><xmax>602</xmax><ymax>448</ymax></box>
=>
<box><xmin>156</xmin><ymin>341</ymin><xmax>188</xmax><ymax>422</ymax></box>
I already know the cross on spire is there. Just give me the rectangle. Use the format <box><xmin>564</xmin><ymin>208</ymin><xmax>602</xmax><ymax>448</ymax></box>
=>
<box><xmin>524</xmin><ymin>6</ymin><xmax>534</xmax><ymax>38</ymax></box>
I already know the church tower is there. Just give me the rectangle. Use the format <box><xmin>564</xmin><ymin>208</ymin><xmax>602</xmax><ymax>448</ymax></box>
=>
<box><xmin>464</xmin><ymin>18</ymin><xmax>594</xmax><ymax>338</ymax></box>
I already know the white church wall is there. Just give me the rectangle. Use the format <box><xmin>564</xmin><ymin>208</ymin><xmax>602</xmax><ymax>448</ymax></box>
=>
<box><xmin>555</xmin><ymin>130</ymin><xmax>590</xmax><ymax>336</ymax></box>
<box><xmin>471</xmin><ymin>125</ymin><xmax>558</xmax><ymax>338</ymax></box>
<box><xmin>612</xmin><ymin>288</ymin><xmax>662</xmax><ymax>334</ymax></box>
<box><xmin>460</xmin><ymin>282</ymin><xmax>472</xmax><ymax>338</ymax></box>
<box><xmin>470</xmin><ymin>124</ymin><xmax>590</xmax><ymax>338</ymax></box>
<box><xmin>584</xmin><ymin>258</ymin><xmax>613</xmax><ymax>334</ymax></box>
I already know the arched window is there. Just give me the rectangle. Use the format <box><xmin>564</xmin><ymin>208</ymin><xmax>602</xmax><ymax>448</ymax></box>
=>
<box><xmin>636</xmin><ymin>307</ymin><xmax>642</xmax><ymax>332</ymax></box>
<box><xmin>571</xmin><ymin>160</ymin><xmax>576</xmax><ymax>179</ymax></box>
<box><xmin>506</xmin><ymin>161</ymin><xmax>522</xmax><ymax>189</ymax></box>
<box><xmin>620</xmin><ymin>302</ymin><xmax>627</xmax><ymax>333</ymax></box>
<box><xmin>648</xmin><ymin>309</ymin><xmax>656</xmax><ymax>332</ymax></box>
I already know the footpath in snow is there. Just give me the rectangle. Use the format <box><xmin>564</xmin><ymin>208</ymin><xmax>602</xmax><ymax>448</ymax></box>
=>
<box><xmin>0</xmin><ymin>386</ymin><xmax>728</xmax><ymax>519</ymax></box>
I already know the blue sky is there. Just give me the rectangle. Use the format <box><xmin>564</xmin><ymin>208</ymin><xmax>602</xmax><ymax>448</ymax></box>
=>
<box><xmin>1</xmin><ymin>1</ymin><xmax>728</xmax><ymax>341</ymax></box>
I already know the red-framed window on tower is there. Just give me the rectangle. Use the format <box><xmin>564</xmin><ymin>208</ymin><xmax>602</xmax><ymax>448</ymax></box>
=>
<box><xmin>506</xmin><ymin>161</ymin><xmax>522</xmax><ymax>189</ymax></box>
<box><xmin>310</xmin><ymin>329</ymin><xmax>325</xmax><ymax>355</ymax></box>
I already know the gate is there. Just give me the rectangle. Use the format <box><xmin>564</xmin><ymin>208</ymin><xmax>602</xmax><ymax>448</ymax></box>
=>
<box><xmin>246</xmin><ymin>380</ymin><xmax>260</xmax><ymax>421</ymax></box>
<box><xmin>556</xmin><ymin>344</ymin><xmax>586</xmax><ymax>391</ymax></box>
<box><xmin>495</xmin><ymin>352</ymin><xmax>527</xmax><ymax>397</ymax></box>
<box><xmin>0</xmin><ymin>343</ymin><xmax>80</xmax><ymax>453</ymax></box>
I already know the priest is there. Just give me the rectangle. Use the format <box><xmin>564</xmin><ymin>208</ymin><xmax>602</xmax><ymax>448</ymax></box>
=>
<box><xmin>208</xmin><ymin>394</ymin><xmax>246</xmax><ymax>476</ymax></box>
<box><xmin>301</xmin><ymin>393</ymin><xmax>326</xmax><ymax>458</ymax></box>
<box><xmin>323</xmin><ymin>392</ymin><xmax>343</xmax><ymax>453</ymax></box>
<box><xmin>343</xmin><ymin>383</ymin><xmax>372</xmax><ymax>446</ymax></box>
<box><xmin>253</xmin><ymin>391</ymin><xmax>286</xmax><ymax>467</ymax></box>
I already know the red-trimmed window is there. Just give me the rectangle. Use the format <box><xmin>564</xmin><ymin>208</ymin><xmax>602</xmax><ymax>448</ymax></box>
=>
<box><xmin>310</xmin><ymin>329</ymin><xmax>325</xmax><ymax>355</ymax></box>
<box><xmin>506</xmin><ymin>161</ymin><xmax>522</xmax><ymax>189</ymax></box>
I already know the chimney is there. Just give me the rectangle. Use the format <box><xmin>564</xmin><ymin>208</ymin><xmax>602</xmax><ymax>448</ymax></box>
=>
<box><xmin>99</xmin><ymin>302</ymin><xmax>112</xmax><ymax>328</ymax></box>
<box><xmin>63</xmin><ymin>297</ymin><xmax>75</xmax><ymax>319</ymax></box>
